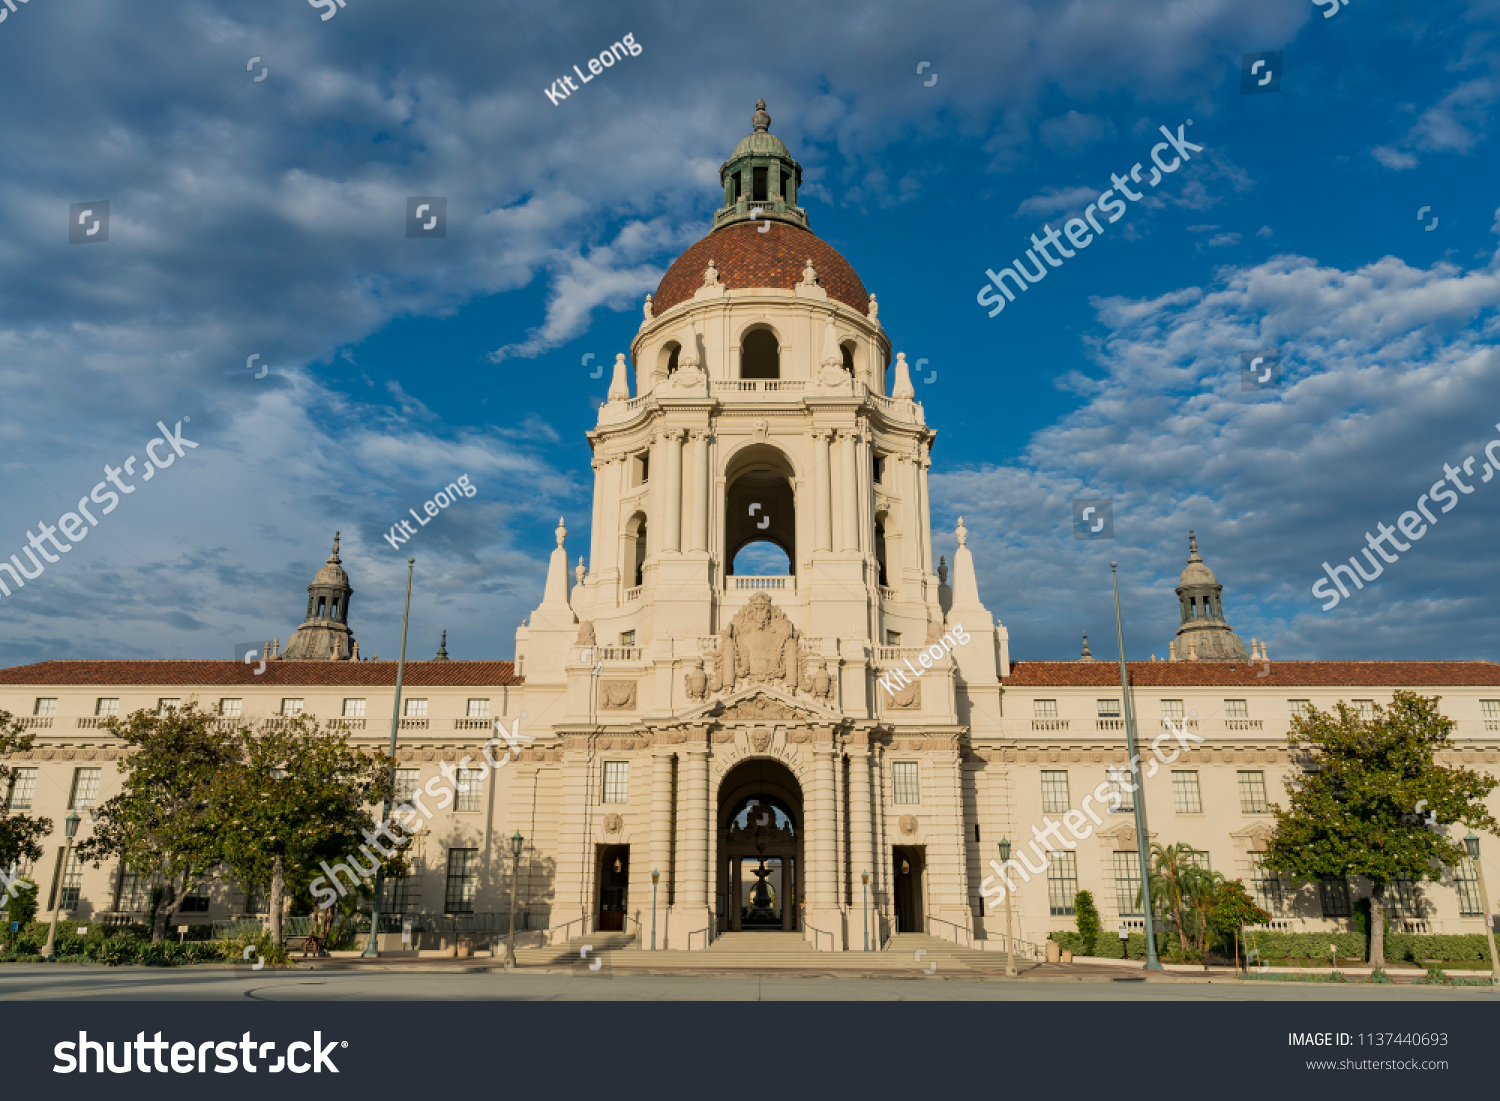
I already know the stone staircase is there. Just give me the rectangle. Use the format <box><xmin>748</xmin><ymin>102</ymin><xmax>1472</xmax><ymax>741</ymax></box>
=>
<box><xmin>513</xmin><ymin>931</ymin><xmax>637</xmax><ymax>967</ymax></box>
<box><xmin>883</xmin><ymin>932</ymin><xmax>1014</xmax><ymax>974</ymax></box>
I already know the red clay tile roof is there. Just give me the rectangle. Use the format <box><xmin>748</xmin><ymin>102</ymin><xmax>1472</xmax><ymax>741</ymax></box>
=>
<box><xmin>0</xmin><ymin>661</ymin><xmax>522</xmax><ymax>687</ymax></box>
<box><xmin>1005</xmin><ymin>661</ymin><xmax>1500</xmax><ymax>688</ymax></box>
<box><xmin>654</xmin><ymin>222</ymin><xmax>868</xmax><ymax>315</ymax></box>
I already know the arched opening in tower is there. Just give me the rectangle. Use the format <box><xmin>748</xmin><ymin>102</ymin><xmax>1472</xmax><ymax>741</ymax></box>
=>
<box><xmin>740</xmin><ymin>328</ymin><xmax>780</xmax><ymax>379</ymax></box>
<box><xmin>724</xmin><ymin>446</ymin><xmax>795</xmax><ymax>578</ymax></box>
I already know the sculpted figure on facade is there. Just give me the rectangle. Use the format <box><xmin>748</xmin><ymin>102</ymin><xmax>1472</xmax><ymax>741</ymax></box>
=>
<box><xmin>716</xmin><ymin>591</ymin><xmax>799</xmax><ymax>693</ymax></box>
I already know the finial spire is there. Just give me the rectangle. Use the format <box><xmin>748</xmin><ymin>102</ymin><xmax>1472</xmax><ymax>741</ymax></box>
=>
<box><xmin>328</xmin><ymin>531</ymin><xmax>341</xmax><ymax>563</ymax></box>
<box><xmin>433</xmin><ymin>630</ymin><xmax>449</xmax><ymax>661</ymax></box>
<box><xmin>955</xmin><ymin>517</ymin><xmax>967</xmax><ymax>547</ymax></box>
<box><xmin>752</xmin><ymin>98</ymin><xmax>770</xmax><ymax>132</ymax></box>
<box><xmin>1187</xmin><ymin>529</ymin><xmax>1201</xmax><ymax>562</ymax></box>
<box><xmin>556</xmin><ymin>518</ymin><xmax>567</xmax><ymax>547</ymax></box>
<box><xmin>1079</xmin><ymin>631</ymin><xmax>1096</xmax><ymax>662</ymax></box>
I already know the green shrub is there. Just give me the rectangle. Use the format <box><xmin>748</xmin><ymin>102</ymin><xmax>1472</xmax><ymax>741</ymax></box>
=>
<box><xmin>1385</xmin><ymin>934</ymin><xmax>1493</xmax><ymax>964</ymax></box>
<box><xmin>1074</xmin><ymin>891</ymin><xmax>1101</xmax><ymax>946</ymax></box>
<box><xmin>1047</xmin><ymin>931</ymin><xmax>1089</xmax><ymax>956</ymax></box>
<box><xmin>1425</xmin><ymin>966</ymin><xmax>1449</xmax><ymax>985</ymax></box>
<box><xmin>1092</xmin><ymin>931</ymin><xmax>1126</xmax><ymax>958</ymax></box>
<box><xmin>1368</xmin><ymin>968</ymin><xmax>1392</xmax><ymax>984</ymax></box>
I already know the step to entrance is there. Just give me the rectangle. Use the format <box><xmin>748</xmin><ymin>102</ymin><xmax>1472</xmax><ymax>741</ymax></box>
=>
<box><xmin>707</xmin><ymin>932</ymin><xmax>814</xmax><ymax>952</ymax></box>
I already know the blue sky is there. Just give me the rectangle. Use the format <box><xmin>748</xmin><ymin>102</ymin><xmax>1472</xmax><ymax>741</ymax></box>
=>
<box><xmin>2</xmin><ymin>0</ymin><xmax>1499</xmax><ymax>668</ymax></box>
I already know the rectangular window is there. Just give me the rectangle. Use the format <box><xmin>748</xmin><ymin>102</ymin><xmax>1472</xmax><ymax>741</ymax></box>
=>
<box><xmin>1047</xmin><ymin>852</ymin><xmax>1078</xmax><ymax>916</ymax></box>
<box><xmin>55</xmin><ymin>850</ymin><xmax>84</xmax><ymax>910</ymax></box>
<box><xmin>179</xmin><ymin>883</ymin><xmax>210</xmax><ymax>912</ymax></box>
<box><xmin>1106</xmin><ymin>768</ymin><xmax>1134</xmax><ymax>812</ymax></box>
<box><xmin>893</xmin><ymin>762</ymin><xmax>921</xmax><ymax>804</ymax></box>
<box><xmin>115</xmin><ymin>867</ymin><xmax>153</xmax><ymax>912</ymax></box>
<box><xmin>1352</xmin><ymin>699</ymin><xmax>1375</xmax><ymax>720</ymax></box>
<box><xmin>1455</xmin><ymin>857</ymin><xmax>1483</xmax><ymax>916</ymax></box>
<box><xmin>280</xmin><ymin>699</ymin><xmax>304</xmax><ymax>717</ymax></box>
<box><xmin>444</xmin><ymin>849</ymin><xmax>477</xmax><ymax>914</ymax></box>
<box><xmin>157</xmin><ymin>698</ymin><xmax>180</xmax><ymax>715</ymax></box>
<box><xmin>404</xmin><ymin>698</ymin><xmax>427</xmax><ymax>718</ymax></box>
<box><xmin>466</xmin><ymin>698</ymin><xmax>489</xmax><ymax>718</ymax></box>
<box><xmin>219</xmin><ymin>698</ymin><xmax>242</xmax><ymax>717</ymax></box>
<box><xmin>1390</xmin><ymin>877</ymin><xmax>1421</xmax><ymax>917</ymax></box>
<box><xmin>1040</xmin><ymin>771</ymin><xmax>1070</xmax><ymax>814</ymax></box>
<box><xmin>873</xmin><ymin>455</ymin><xmax>885</xmax><ymax>484</ymax></box>
<box><xmin>1238</xmin><ymin>771</ymin><xmax>1269</xmax><ymax>814</ymax></box>
<box><xmin>885</xmin><ymin>630</ymin><xmax>901</xmax><ymax>646</ymax></box>
<box><xmin>393</xmin><ymin>768</ymin><xmax>421</xmax><ymax>804</ymax></box>
<box><xmin>1097</xmin><ymin>699</ymin><xmax>1121</xmax><ymax>718</ymax></box>
<box><xmin>619</xmin><ymin>630</ymin><xmax>636</xmax><ymax>647</ymax></box>
<box><xmin>1318</xmin><ymin>876</ymin><xmax>1352</xmax><ymax>918</ymax></box>
<box><xmin>33</xmin><ymin>697</ymin><xmax>57</xmax><ymax>717</ymax></box>
<box><xmin>1482</xmin><ymin>700</ymin><xmax>1499</xmax><ymax>721</ymax></box>
<box><xmin>1172</xmin><ymin>771</ymin><xmax>1202</xmax><ymax>814</ymax></box>
<box><xmin>68</xmin><ymin>767</ymin><xmax>101</xmax><ymax>810</ymax></box>
<box><xmin>1183</xmin><ymin>850</ymin><xmax>1211</xmax><ymax>871</ymax></box>
<box><xmin>1161</xmin><ymin>699</ymin><xmax>1184</xmax><ymax>720</ymax></box>
<box><xmin>7</xmin><ymin>767</ymin><xmax>37</xmax><ymax>811</ymax></box>
<box><xmin>602</xmin><ymin>761</ymin><xmax>629</xmax><ymax>804</ymax></box>
<box><xmin>1249</xmin><ymin>854</ymin><xmax>1283</xmax><ymax>917</ymax></box>
<box><xmin>455</xmin><ymin>767</ymin><xmax>484</xmax><ymax>813</ymax></box>
<box><xmin>387</xmin><ymin>864</ymin><xmax>422</xmax><ymax>915</ymax></box>
<box><xmin>242</xmin><ymin>884</ymin><xmax>267</xmax><ymax>915</ymax></box>
<box><xmin>1225</xmin><ymin>699</ymin><xmax>1249</xmax><ymax>719</ymax></box>
<box><xmin>343</xmin><ymin>698</ymin><xmax>366</xmax><ymax>718</ymax></box>
<box><xmin>752</xmin><ymin>165</ymin><xmax>768</xmax><ymax>201</ymax></box>
<box><xmin>1033</xmin><ymin>699</ymin><xmax>1058</xmax><ymax>719</ymax></box>
<box><xmin>94</xmin><ymin>698</ymin><xmax>119</xmax><ymax>718</ymax></box>
<box><xmin>1114</xmin><ymin>851</ymin><xmax>1143</xmax><ymax>916</ymax></box>
<box><xmin>1289</xmin><ymin>699</ymin><xmax>1312</xmax><ymax>717</ymax></box>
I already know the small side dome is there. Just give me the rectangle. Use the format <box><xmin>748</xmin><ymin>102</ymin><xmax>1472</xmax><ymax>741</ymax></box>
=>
<box><xmin>1177</xmin><ymin>530</ymin><xmax>1217</xmax><ymax>587</ymax></box>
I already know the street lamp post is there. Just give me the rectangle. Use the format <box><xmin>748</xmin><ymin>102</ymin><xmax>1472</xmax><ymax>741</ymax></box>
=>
<box><xmin>1465</xmin><ymin>832</ymin><xmax>1500</xmax><ymax>985</ymax></box>
<box><xmin>1111</xmin><ymin>562</ymin><xmax>1162</xmax><ymax>972</ymax></box>
<box><xmin>651</xmin><ymin>869</ymin><xmax>660</xmax><ymax>950</ymax></box>
<box><xmin>364</xmin><ymin>557</ymin><xmax>415</xmax><ymax>959</ymax></box>
<box><xmin>861</xmin><ymin>870</ymin><xmax>869</xmax><ymax>952</ymax></box>
<box><xmin>505</xmin><ymin>830</ymin><xmax>523</xmax><ymax>969</ymax></box>
<box><xmin>998</xmin><ymin>839</ymin><xmax>1017</xmax><ymax>977</ymax></box>
<box><xmin>41</xmin><ymin>810</ymin><xmax>82</xmax><ymax>961</ymax></box>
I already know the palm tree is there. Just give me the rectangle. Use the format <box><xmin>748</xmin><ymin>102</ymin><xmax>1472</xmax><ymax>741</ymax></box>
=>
<box><xmin>1184</xmin><ymin>866</ymin><xmax>1225</xmax><ymax>958</ymax></box>
<box><xmin>1138</xmin><ymin>843</ymin><xmax>1208</xmax><ymax>955</ymax></box>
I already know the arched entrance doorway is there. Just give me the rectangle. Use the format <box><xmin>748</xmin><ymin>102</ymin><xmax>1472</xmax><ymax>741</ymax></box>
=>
<box><xmin>717</xmin><ymin>759</ymin><xmax>802</xmax><ymax>932</ymax></box>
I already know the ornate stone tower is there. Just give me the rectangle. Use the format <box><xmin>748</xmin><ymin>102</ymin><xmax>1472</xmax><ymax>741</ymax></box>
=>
<box><xmin>280</xmin><ymin>532</ymin><xmax>357</xmax><ymax>661</ymax></box>
<box><xmin>1168</xmin><ymin>530</ymin><xmax>1249</xmax><ymax>662</ymax></box>
<box><xmin>519</xmin><ymin>101</ymin><xmax>1008</xmax><ymax>952</ymax></box>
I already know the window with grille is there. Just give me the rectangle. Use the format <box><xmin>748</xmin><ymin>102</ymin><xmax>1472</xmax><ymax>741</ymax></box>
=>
<box><xmin>157</xmin><ymin>698</ymin><xmax>180</xmax><ymax>715</ymax></box>
<box><xmin>33</xmin><ymin>697</ymin><xmax>56</xmax><ymax>717</ymax></box>
<box><xmin>1097</xmin><ymin>699</ymin><xmax>1121</xmax><ymax>718</ymax></box>
<box><xmin>1482</xmin><ymin>700</ymin><xmax>1499</xmax><ymax>720</ymax></box>
<box><xmin>455</xmin><ymin>767</ymin><xmax>484</xmax><ymax>813</ymax></box>
<box><xmin>1390</xmin><ymin>878</ymin><xmax>1421</xmax><ymax>917</ymax></box>
<box><xmin>1033</xmin><ymin>699</ymin><xmax>1058</xmax><ymax>719</ymax></box>
<box><xmin>620</xmin><ymin>630</ymin><xmax>637</xmax><ymax>647</ymax></box>
<box><xmin>343</xmin><ymin>698</ymin><xmax>366</xmax><ymax>717</ymax></box>
<box><xmin>893</xmin><ymin>762</ymin><xmax>921</xmax><ymax>804</ymax></box>
<box><xmin>1040</xmin><ymin>771</ymin><xmax>1070</xmax><ymax>813</ymax></box>
<box><xmin>1319</xmin><ymin>876</ymin><xmax>1352</xmax><ymax>918</ymax></box>
<box><xmin>1352</xmin><ymin>700</ymin><xmax>1375</xmax><ymax>720</ymax></box>
<box><xmin>1225</xmin><ymin>699</ymin><xmax>1248</xmax><ymax>719</ymax></box>
<box><xmin>242</xmin><ymin>884</ymin><xmax>267</xmax><ymax>914</ymax></box>
<box><xmin>1114</xmin><ymin>851</ymin><xmax>1143</xmax><ymax>916</ymax></box>
<box><xmin>69</xmin><ymin>767</ymin><xmax>100</xmax><ymax>810</ymax></box>
<box><xmin>1249</xmin><ymin>854</ymin><xmax>1283</xmax><ymax>916</ymax></box>
<box><xmin>6</xmin><ymin>768</ymin><xmax>36</xmax><ymax>811</ymax></box>
<box><xmin>95</xmin><ymin>698</ymin><xmax>119</xmax><ymax>717</ymax></box>
<box><xmin>1106</xmin><ymin>768</ymin><xmax>1134</xmax><ymax>812</ymax></box>
<box><xmin>1183</xmin><ymin>850</ymin><xmax>1211</xmax><ymax>871</ymax></box>
<box><xmin>387</xmin><ymin>863</ymin><xmax>422</xmax><ymax>914</ymax></box>
<box><xmin>53</xmin><ymin>850</ymin><xmax>85</xmax><ymax>911</ymax></box>
<box><xmin>219</xmin><ymin>698</ymin><xmax>242</xmax><ymax>717</ymax></box>
<box><xmin>1238</xmin><ymin>771</ymin><xmax>1269</xmax><ymax>814</ymax></box>
<box><xmin>280</xmin><ymin>699</ymin><xmax>304</xmax><ymax>716</ymax></box>
<box><xmin>1047</xmin><ymin>852</ymin><xmax>1078</xmax><ymax>916</ymax></box>
<box><xmin>602</xmin><ymin>761</ymin><xmax>629</xmax><ymax>804</ymax></box>
<box><xmin>466</xmin><ymin>699</ymin><xmax>489</xmax><ymax>718</ymax></box>
<box><xmin>885</xmin><ymin>630</ymin><xmax>901</xmax><ymax>646</ymax></box>
<box><xmin>115</xmin><ymin>867</ymin><xmax>153</xmax><ymax>912</ymax></box>
<box><xmin>404</xmin><ymin>698</ymin><xmax>428</xmax><ymax>718</ymax></box>
<box><xmin>445</xmin><ymin>849</ymin><xmax>477</xmax><ymax>913</ymax></box>
<box><xmin>1289</xmin><ymin>699</ymin><xmax>1312</xmax><ymax>717</ymax></box>
<box><xmin>1161</xmin><ymin>700</ymin><xmax>1184</xmax><ymax>720</ymax></box>
<box><xmin>1455</xmin><ymin>858</ymin><xmax>1483</xmax><ymax>916</ymax></box>
<box><xmin>393</xmin><ymin>768</ymin><xmax>421</xmax><ymax>804</ymax></box>
<box><xmin>179</xmin><ymin>883</ymin><xmax>210</xmax><ymax>912</ymax></box>
<box><xmin>1172</xmin><ymin>771</ymin><xmax>1202</xmax><ymax>814</ymax></box>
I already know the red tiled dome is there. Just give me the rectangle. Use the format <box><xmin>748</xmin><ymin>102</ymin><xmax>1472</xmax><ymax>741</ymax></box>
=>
<box><xmin>654</xmin><ymin>222</ymin><xmax>868</xmax><ymax>316</ymax></box>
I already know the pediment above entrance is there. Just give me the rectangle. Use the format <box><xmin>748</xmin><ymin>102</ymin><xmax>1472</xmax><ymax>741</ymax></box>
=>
<box><xmin>679</xmin><ymin>683</ymin><xmax>841</xmax><ymax>727</ymax></box>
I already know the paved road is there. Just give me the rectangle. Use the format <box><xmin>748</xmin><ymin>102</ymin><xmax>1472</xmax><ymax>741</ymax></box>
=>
<box><xmin>0</xmin><ymin>965</ymin><xmax>1493</xmax><ymax>1000</ymax></box>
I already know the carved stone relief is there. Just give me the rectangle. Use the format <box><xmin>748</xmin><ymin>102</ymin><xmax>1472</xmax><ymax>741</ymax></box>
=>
<box><xmin>600</xmin><ymin>681</ymin><xmax>637</xmax><ymax>709</ymax></box>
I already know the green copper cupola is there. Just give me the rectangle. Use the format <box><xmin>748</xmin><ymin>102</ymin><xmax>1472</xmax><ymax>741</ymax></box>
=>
<box><xmin>713</xmin><ymin>99</ymin><xmax>809</xmax><ymax>232</ymax></box>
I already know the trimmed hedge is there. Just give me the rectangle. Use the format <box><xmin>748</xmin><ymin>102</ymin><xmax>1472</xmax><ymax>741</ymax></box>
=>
<box><xmin>1236</xmin><ymin>931</ymin><xmax>1493</xmax><ymax>964</ymax></box>
<box><xmin>1242</xmin><ymin>932</ymin><xmax>1366</xmax><ymax>961</ymax></box>
<box><xmin>1048</xmin><ymin>930</ymin><xmax>1148</xmax><ymax>959</ymax></box>
<box><xmin>1386</xmin><ymin>934</ymin><xmax>1493</xmax><ymax>964</ymax></box>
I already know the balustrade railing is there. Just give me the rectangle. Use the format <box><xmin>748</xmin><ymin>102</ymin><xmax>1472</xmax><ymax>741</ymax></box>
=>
<box><xmin>731</xmin><ymin>576</ymin><xmax>789</xmax><ymax>591</ymax></box>
<box><xmin>624</xmin><ymin>585</ymin><xmax>642</xmax><ymax>601</ymax></box>
<box><xmin>595</xmin><ymin>647</ymin><xmax>642</xmax><ymax>661</ymax></box>
<box><xmin>1096</xmin><ymin>718</ymin><xmax>1125</xmax><ymax>731</ymax></box>
<box><xmin>452</xmin><ymin>718</ymin><xmax>490</xmax><ymax>730</ymax></box>
<box><xmin>329</xmin><ymin>717</ymin><xmax>366</xmax><ymax>730</ymax></box>
<box><xmin>1031</xmin><ymin>719</ymin><xmax>1069</xmax><ymax>731</ymax></box>
<box><xmin>18</xmin><ymin>717</ymin><xmax>51</xmax><ymax>729</ymax></box>
<box><xmin>398</xmin><ymin>718</ymin><xmax>429</xmax><ymax>730</ymax></box>
<box><xmin>1225</xmin><ymin>719</ymin><xmax>1264</xmax><ymax>730</ymax></box>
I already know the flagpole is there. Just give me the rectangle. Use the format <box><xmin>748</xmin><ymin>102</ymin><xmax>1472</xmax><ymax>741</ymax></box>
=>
<box><xmin>1112</xmin><ymin>561</ymin><xmax>1162</xmax><ymax>971</ymax></box>
<box><xmin>363</xmin><ymin>557</ymin><xmax>414</xmax><ymax>958</ymax></box>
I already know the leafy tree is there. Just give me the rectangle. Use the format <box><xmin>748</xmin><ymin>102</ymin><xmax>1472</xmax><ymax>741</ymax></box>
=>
<box><xmin>1209</xmin><ymin>879</ymin><xmax>1271</xmax><ymax>969</ymax></box>
<box><xmin>3</xmin><ymin>877</ymin><xmax>37</xmax><ymax>948</ymax></box>
<box><xmin>75</xmin><ymin>702</ymin><xmax>237</xmax><ymax>942</ymax></box>
<box><xmin>1262</xmin><ymin>692</ymin><xmax>1498</xmax><ymax>968</ymax></box>
<box><xmin>0</xmin><ymin>711</ymin><xmax>52</xmax><ymax>890</ymax></box>
<box><xmin>1074</xmin><ymin>889</ymin><xmax>1101</xmax><ymax>946</ymax></box>
<box><xmin>1184</xmin><ymin>867</ymin><xmax>1226</xmax><ymax>958</ymax></box>
<box><xmin>207</xmin><ymin>717</ymin><xmax>400</xmax><ymax>943</ymax></box>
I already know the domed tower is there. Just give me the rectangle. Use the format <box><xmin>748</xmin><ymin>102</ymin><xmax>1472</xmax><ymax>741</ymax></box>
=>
<box><xmin>1169</xmin><ymin>531</ymin><xmax>1248</xmax><ymax>662</ymax></box>
<box><xmin>280</xmin><ymin>532</ymin><xmax>357</xmax><ymax>661</ymax></box>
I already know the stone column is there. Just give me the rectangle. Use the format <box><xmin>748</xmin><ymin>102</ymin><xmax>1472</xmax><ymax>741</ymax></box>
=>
<box><xmin>689</xmin><ymin>430</ymin><xmax>709</xmax><ymax>553</ymax></box>
<box><xmin>839</xmin><ymin>430</ymin><xmax>859</xmax><ymax>552</ymax></box>
<box><xmin>812</xmin><ymin>429</ymin><xmax>832</xmax><ymax>552</ymax></box>
<box><xmin>680</xmin><ymin>746</ymin><xmax>709</xmax><ymax>911</ymax></box>
<box><xmin>730</xmin><ymin>859</ymin><xmax>742</xmax><ymax>931</ymax></box>
<box><xmin>849</xmin><ymin>745</ymin><xmax>875</xmax><ymax>949</ymax></box>
<box><xmin>650</xmin><ymin>751</ymin><xmax>673</xmax><ymax>938</ymax></box>
<box><xmin>663</xmin><ymin>429</ymin><xmax>683</xmax><ymax>553</ymax></box>
<box><xmin>811</xmin><ymin>743</ymin><xmax>837</xmax><ymax>909</ymax></box>
<box><xmin>588</xmin><ymin>456</ymin><xmax>607</xmax><ymax>578</ymax></box>
<box><xmin>782</xmin><ymin>857</ymin><xmax>794</xmax><ymax>931</ymax></box>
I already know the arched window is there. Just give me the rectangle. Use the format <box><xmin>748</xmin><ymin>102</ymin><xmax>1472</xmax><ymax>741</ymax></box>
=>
<box><xmin>317</xmin><ymin>596</ymin><xmax>327</xmax><ymax>617</ymax></box>
<box><xmin>741</xmin><ymin>329</ymin><xmax>779</xmax><ymax>379</ymax></box>
<box><xmin>659</xmin><ymin>341</ymin><xmax>680</xmax><ymax>377</ymax></box>
<box><xmin>841</xmin><ymin>342</ymin><xmax>856</xmax><ymax>376</ymax></box>
<box><xmin>875</xmin><ymin>514</ymin><xmax>889</xmax><ymax>588</ymax></box>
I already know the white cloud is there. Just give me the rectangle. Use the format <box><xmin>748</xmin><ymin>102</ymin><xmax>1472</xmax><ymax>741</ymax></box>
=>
<box><xmin>1015</xmin><ymin>185</ymin><xmax>1099</xmax><ymax>220</ymax></box>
